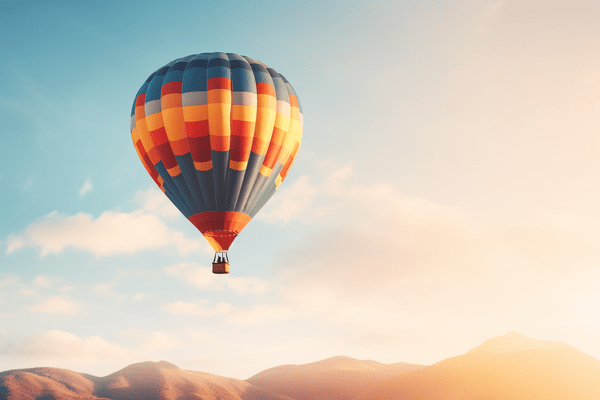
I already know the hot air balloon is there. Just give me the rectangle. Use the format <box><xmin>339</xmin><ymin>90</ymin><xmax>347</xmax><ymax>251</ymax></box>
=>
<box><xmin>130</xmin><ymin>53</ymin><xmax>303</xmax><ymax>274</ymax></box>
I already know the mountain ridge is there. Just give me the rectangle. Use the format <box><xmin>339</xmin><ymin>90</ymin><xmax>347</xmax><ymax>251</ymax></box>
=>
<box><xmin>1</xmin><ymin>332</ymin><xmax>598</xmax><ymax>400</ymax></box>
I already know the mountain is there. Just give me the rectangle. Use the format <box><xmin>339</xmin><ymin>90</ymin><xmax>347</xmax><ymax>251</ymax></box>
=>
<box><xmin>246</xmin><ymin>355</ymin><xmax>425</xmax><ymax>400</ymax></box>
<box><xmin>0</xmin><ymin>360</ymin><xmax>294</xmax><ymax>400</ymax></box>
<box><xmin>2</xmin><ymin>332</ymin><xmax>599</xmax><ymax>400</ymax></box>
<box><xmin>354</xmin><ymin>331</ymin><xmax>600</xmax><ymax>400</ymax></box>
<box><xmin>468</xmin><ymin>330</ymin><xmax>574</xmax><ymax>353</ymax></box>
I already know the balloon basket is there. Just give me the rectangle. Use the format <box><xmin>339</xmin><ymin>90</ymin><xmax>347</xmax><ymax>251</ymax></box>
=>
<box><xmin>212</xmin><ymin>251</ymin><xmax>229</xmax><ymax>274</ymax></box>
<box><xmin>212</xmin><ymin>262</ymin><xmax>229</xmax><ymax>274</ymax></box>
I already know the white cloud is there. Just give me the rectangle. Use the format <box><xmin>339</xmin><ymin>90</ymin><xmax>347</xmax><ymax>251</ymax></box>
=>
<box><xmin>249</xmin><ymin>165</ymin><xmax>600</xmax><ymax>362</ymax></box>
<box><xmin>94</xmin><ymin>283</ymin><xmax>126</xmax><ymax>301</ymax></box>
<box><xmin>94</xmin><ymin>283</ymin><xmax>112</xmax><ymax>296</ymax></box>
<box><xmin>0</xmin><ymin>330</ymin><xmax>142</xmax><ymax>361</ymax></box>
<box><xmin>187</xmin><ymin>330</ymin><xmax>219</xmax><ymax>345</ymax></box>
<box><xmin>165</xmin><ymin>262</ymin><xmax>271</xmax><ymax>295</ymax></box>
<box><xmin>0</xmin><ymin>274</ymin><xmax>19</xmax><ymax>288</ymax></box>
<box><xmin>27</xmin><ymin>296</ymin><xmax>81</xmax><ymax>314</ymax></box>
<box><xmin>227</xmin><ymin>304</ymin><xmax>292</xmax><ymax>325</ymax></box>
<box><xmin>165</xmin><ymin>263</ymin><xmax>219</xmax><ymax>289</ymax></box>
<box><xmin>33</xmin><ymin>275</ymin><xmax>51</xmax><ymax>287</ymax></box>
<box><xmin>18</xmin><ymin>288</ymin><xmax>37</xmax><ymax>296</ymax></box>
<box><xmin>59</xmin><ymin>285</ymin><xmax>73</xmax><ymax>292</ymax></box>
<box><xmin>141</xmin><ymin>332</ymin><xmax>184</xmax><ymax>351</ymax></box>
<box><xmin>4</xmin><ymin>235</ymin><xmax>25</xmax><ymax>254</ymax></box>
<box><xmin>134</xmin><ymin>187</ymin><xmax>181</xmax><ymax>218</ymax></box>
<box><xmin>161</xmin><ymin>300</ymin><xmax>232</xmax><ymax>317</ymax></box>
<box><xmin>5</xmin><ymin>209</ymin><xmax>206</xmax><ymax>257</ymax></box>
<box><xmin>79</xmin><ymin>179</ymin><xmax>93</xmax><ymax>196</ymax></box>
<box><xmin>258</xmin><ymin>175</ymin><xmax>319</xmax><ymax>224</ymax></box>
<box><xmin>226</xmin><ymin>276</ymin><xmax>270</xmax><ymax>295</ymax></box>
<box><xmin>132</xmin><ymin>293</ymin><xmax>146</xmax><ymax>301</ymax></box>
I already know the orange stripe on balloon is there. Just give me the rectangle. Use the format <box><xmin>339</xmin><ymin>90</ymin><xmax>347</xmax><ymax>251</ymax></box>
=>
<box><xmin>263</xmin><ymin>142</ymin><xmax>282</xmax><ymax>169</ymax></box>
<box><xmin>231</xmin><ymin>105</ymin><xmax>257</xmax><ymax>122</ymax></box>
<box><xmin>145</xmin><ymin>112</ymin><xmax>165</xmax><ymax>132</ymax></box>
<box><xmin>208</xmin><ymin>102</ymin><xmax>231</xmax><ymax>137</ymax></box>
<box><xmin>156</xmin><ymin>142</ymin><xmax>178</xmax><ymax>169</ymax></box>
<box><xmin>280</xmin><ymin>140</ymin><xmax>300</xmax><ymax>181</ymax></box>
<box><xmin>170</xmin><ymin>137</ymin><xmax>191</xmax><ymax>156</ymax></box>
<box><xmin>256</xmin><ymin>82</ymin><xmax>276</xmax><ymax>96</ymax></box>
<box><xmin>161</xmin><ymin>81</ymin><xmax>182</xmax><ymax>96</ymax></box>
<box><xmin>253</xmin><ymin>109</ymin><xmax>276</xmax><ymax>154</ymax></box>
<box><xmin>185</xmin><ymin>120</ymin><xmax>210</xmax><ymax>138</ymax></box>
<box><xmin>229</xmin><ymin>160</ymin><xmax>248</xmax><ymax>171</ymax></box>
<box><xmin>259</xmin><ymin>164</ymin><xmax>273</xmax><ymax>176</ymax></box>
<box><xmin>207</xmin><ymin>77</ymin><xmax>232</xmax><ymax>91</ymax></box>
<box><xmin>147</xmin><ymin>146</ymin><xmax>161</xmax><ymax>165</ymax></box>
<box><xmin>183</xmin><ymin>105</ymin><xmax>209</xmax><ymax>122</ymax></box>
<box><xmin>134</xmin><ymin>104</ymin><xmax>157</xmax><ymax>166</ymax></box>
<box><xmin>194</xmin><ymin>160</ymin><xmax>213</xmax><ymax>171</ymax></box>
<box><xmin>132</xmin><ymin>133</ymin><xmax>160</xmax><ymax>186</ymax></box>
<box><xmin>162</xmin><ymin>107</ymin><xmax>187</xmax><ymax>141</ymax></box>
<box><xmin>161</xmin><ymin>93</ymin><xmax>182</xmax><ymax>110</ymax></box>
<box><xmin>231</xmin><ymin>119</ymin><xmax>255</xmax><ymax>137</ymax></box>
<box><xmin>230</xmin><ymin>134</ymin><xmax>252</xmax><ymax>162</ymax></box>
<box><xmin>167</xmin><ymin>164</ymin><xmax>182</xmax><ymax>177</ymax></box>
<box><xmin>188</xmin><ymin>211</ymin><xmax>251</xmax><ymax>251</ymax></box>
<box><xmin>210</xmin><ymin>134</ymin><xmax>230</xmax><ymax>152</ymax></box>
<box><xmin>149</xmin><ymin>127</ymin><xmax>169</xmax><ymax>146</ymax></box>
<box><xmin>207</xmin><ymin>89</ymin><xmax>232</xmax><ymax>104</ymax></box>
<box><xmin>251</xmin><ymin>136</ymin><xmax>270</xmax><ymax>155</ymax></box>
<box><xmin>135</xmin><ymin>94</ymin><xmax>146</xmax><ymax>107</ymax></box>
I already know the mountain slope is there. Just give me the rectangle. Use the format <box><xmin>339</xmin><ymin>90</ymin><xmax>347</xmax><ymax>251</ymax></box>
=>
<box><xmin>0</xmin><ymin>361</ymin><xmax>294</xmax><ymax>400</ymax></box>
<box><xmin>247</xmin><ymin>355</ymin><xmax>425</xmax><ymax>400</ymax></box>
<box><xmin>356</xmin><ymin>332</ymin><xmax>600</xmax><ymax>400</ymax></box>
<box><xmin>2</xmin><ymin>333</ymin><xmax>598</xmax><ymax>400</ymax></box>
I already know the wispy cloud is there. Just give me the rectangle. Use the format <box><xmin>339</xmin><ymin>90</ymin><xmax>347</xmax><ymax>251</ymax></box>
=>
<box><xmin>27</xmin><ymin>296</ymin><xmax>81</xmax><ymax>314</ymax></box>
<box><xmin>0</xmin><ymin>330</ymin><xmax>142</xmax><ymax>361</ymax></box>
<box><xmin>0</xmin><ymin>274</ymin><xmax>19</xmax><ymax>288</ymax></box>
<box><xmin>165</xmin><ymin>262</ymin><xmax>271</xmax><ymax>295</ymax></box>
<box><xmin>93</xmin><ymin>283</ymin><xmax>125</xmax><ymax>301</ymax></box>
<box><xmin>5</xmin><ymin>207</ymin><xmax>207</xmax><ymax>257</ymax></box>
<box><xmin>79</xmin><ymin>179</ymin><xmax>93</xmax><ymax>196</ymax></box>
<box><xmin>33</xmin><ymin>275</ymin><xmax>51</xmax><ymax>287</ymax></box>
<box><xmin>133</xmin><ymin>187</ymin><xmax>181</xmax><ymax>219</ymax></box>
<box><xmin>22</xmin><ymin>177</ymin><xmax>33</xmax><ymax>191</ymax></box>
<box><xmin>132</xmin><ymin>293</ymin><xmax>146</xmax><ymax>301</ymax></box>
<box><xmin>161</xmin><ymin>300</ymin><xmax>232</xmax><ymax>317</ymax></box>
<box><xmin>257</xmin><ymin>161</ymin><xmax>354</xmax><ymax>225</ymax></box>
<box><xmin>227</xmin><ymin>304</ymin><xmax>292</xmax><ymax>325</ymax></box>
<box><xmin>141</xmin><ymin>332</ymin><xmax>185</xmax><ymax>351</ymax></box>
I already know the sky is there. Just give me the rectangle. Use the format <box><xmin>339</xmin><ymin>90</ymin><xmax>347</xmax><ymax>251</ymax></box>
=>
<box><xmin>0</xmin><ymin>0</ymin><xmax>599</xmax><ymax>380</ymax></box>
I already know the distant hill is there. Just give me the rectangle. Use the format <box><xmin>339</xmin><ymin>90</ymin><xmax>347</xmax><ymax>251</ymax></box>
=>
<box><xmin>247</xmin><ymin>355</ymin><xmax>425</xmax><ymax>400</ymax></box>
<box><xmin>468</xmin><ymin>330</ymin><xmax>575</xmax><ymax>353</ymax></box>
<box><xmin>356</xmin><ymin>331</ymin><xmax>600</xmax><ymax>400</ymax></box>
<box><xmin>0</xmin><ymin>360</ymin><xmax>294</xmax><ymax>400</ymax></box>
<box><xmin>1</xmin><ymin>332</ymin><xmax>599</xmax><ymax>400</ymax></box>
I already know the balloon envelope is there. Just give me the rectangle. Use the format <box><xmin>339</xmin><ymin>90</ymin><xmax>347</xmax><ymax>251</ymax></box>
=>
<box><xmin>130</xmin><ymin>53</ymin><xmax>303</xmax><ymax>257</ymax></box>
